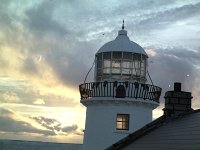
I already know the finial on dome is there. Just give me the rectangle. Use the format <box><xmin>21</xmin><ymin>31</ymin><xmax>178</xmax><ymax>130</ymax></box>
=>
<box><xmin>122</xmin><ymin>19</ymin><xmax>125</xmax><ymax>30</ymax></box>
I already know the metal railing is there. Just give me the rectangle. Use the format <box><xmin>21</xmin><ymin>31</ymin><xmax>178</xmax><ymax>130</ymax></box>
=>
<box><xmin>79</xmin><ymin>81</ymin><xmax>161</xmax><ymax>103</ymax></box>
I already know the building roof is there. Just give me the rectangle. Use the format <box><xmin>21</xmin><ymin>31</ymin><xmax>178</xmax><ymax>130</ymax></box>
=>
<box><xmin>96</xmin><ymin>29</ymin><xmax>147</xmax><ymax>56</ymax></box>
<box><xmin>106</xmin><ymin>109</ymin><xmax>200</xmax><ymax>150</ymax></box>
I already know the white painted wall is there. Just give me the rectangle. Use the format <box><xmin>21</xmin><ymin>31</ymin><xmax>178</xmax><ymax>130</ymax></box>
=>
<box><xmin>82</xmin><ymin>98</ymin><xmax>158</xmax><ymax>150</ymax></box>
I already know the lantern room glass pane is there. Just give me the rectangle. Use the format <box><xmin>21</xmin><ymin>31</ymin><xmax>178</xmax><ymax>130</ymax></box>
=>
<box><xmin>141</xmin><ymin>62</ymin><xmax>145</xmax><ymax>68</ymax></box>
<box><xmin>97</xmin><ymin>69</ymin><xmax>102</xmax><ymax>76</ymax></box>
<box><xmin>122</xmin><ymin>75</ymin><xmax>131</xmax><ymax>80</ymax></box>
<box><xmin>102</xmin><ymin>75</ymin><xmax>110</xmax><ymax>80</ymax></box>
<box><xmin>112</xmin><ymin>68</ymin><xmax>120</xmax><ymax>74</ymax></box>
<box><xmin>132</xmin><ymin>69</ymin><xmax>141</xmax><ymax>76</ymax></box>
<box><xmin>132</xmin><ymin>69</ymin><xmax>136</xmax><ymax>75</ymax></box>
<box><xmin>96</xmin><ymin>53</ymin><xmax>102</xmax><ymax>60</ymax></box>
<box><xmin>103</xmin><ymin>52</ymin><xmax>111</xmax><ymax>59</ymax></box>
<box><xmin>103</xmin><ymin>68</ymin><xmax>110</xmax><ymax>74</ymax></box>
<box><xmin>123</xmin><ymin>52</ymin><xmax>132</xmax><ymax>60</ymax></box>
<box><xmin>97</xmin><ymin>77</ymin><xmax>101</xmax><ymax>81</ymax></box>
<box><xmin>122</xmin><ymin>69</ymin><xmax>131</xmax><ymax>74</ymax></box>
<box><xmin>133</xmin><ymin>54</ymin><xmax>140</xmax><ymax>60</ymax></box>
<box><xmin>103</xmin><ymin>60</ymin><xmax>111</xmax><ymax>67</ymax></box>
<box><xmin>112</xmin><ymin>75</ymin><xmax>121</xmax><ymax>80</ymax></box>
<box><xmin>112</xmin><ymin>60</ymin><xmax>121</xmax><ymax>67</ymax></box>
<box><xmin>113</xmin><ymin>52</ymin><xmax>122</xmax><ymax>59</ymax></box>
<box><xmin>136</xmin><ymin>70</ymin><xmax>141</xmax><ymax>76</ymax></box>
<box><xmin>97</xmin><ymin>61</ymin><xmax>102</xmax><ymax>69</ymax></box>
<box><xmin>122</xmin><ymin>61</ymin><xmax>131</xmax><ymax>68</ymax></box>
<box><xmin>141</xmin><ymin>70</ymin><xmax>145</xmax><ymax>76</ymax></box>
<box><xmin>133</xmin><ymin>60</ymin><xmax>140</xmax><ymax>69</ymax></box>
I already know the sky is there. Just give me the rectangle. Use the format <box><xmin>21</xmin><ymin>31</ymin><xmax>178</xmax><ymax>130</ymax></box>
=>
<box><xmin>0</xmin><ymin>0</ymin><xmax>200</xmax><ymax>144</ymax></box>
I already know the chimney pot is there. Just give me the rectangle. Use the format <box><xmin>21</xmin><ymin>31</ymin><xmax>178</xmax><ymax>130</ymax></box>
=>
<box><xmin>174</xmin><ymin>82</ymin><xmax>181</xmax><ymax>92</ymax></box>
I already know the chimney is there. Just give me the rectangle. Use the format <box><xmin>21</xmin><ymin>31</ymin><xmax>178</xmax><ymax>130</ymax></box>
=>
<box><xmin>163</xmin><ymin>82</ymin><xmax>193</xmax><ymax>116</ymax></box>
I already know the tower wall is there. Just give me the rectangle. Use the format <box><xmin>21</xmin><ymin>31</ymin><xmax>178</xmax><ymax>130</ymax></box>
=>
<box><xmin>82</xmin><ymin>99</ymin><xmax>156</xmax><ymax>150</ymax></box>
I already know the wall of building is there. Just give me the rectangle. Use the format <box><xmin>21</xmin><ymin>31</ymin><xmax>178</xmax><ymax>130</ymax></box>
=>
<box><xmin>83</xmin><ymin>98</ymin><xmax>156</xmax><ymax>150</ymax></box>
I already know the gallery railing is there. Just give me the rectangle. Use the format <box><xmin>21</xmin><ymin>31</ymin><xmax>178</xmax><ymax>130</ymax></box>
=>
<box><xmin>79</xmin><ymin>81</ymin><xmax>161</xmax><ymax>103</ymax></box>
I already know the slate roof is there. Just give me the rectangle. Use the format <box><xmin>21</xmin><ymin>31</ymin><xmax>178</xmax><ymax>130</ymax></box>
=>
<box><xmin>106</xmin><ymin>109</ymin><xmax>200</xmax><ymax>150</ymax></box>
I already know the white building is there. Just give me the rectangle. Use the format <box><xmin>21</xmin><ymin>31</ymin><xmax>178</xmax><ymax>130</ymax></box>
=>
<box><xmin>79</xmin><ymin>22</ymin><xmax>162</xmax><ymax>150</ymax></box>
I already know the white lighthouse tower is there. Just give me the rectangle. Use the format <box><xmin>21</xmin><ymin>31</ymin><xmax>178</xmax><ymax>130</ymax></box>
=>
<box><xmin>79</xmin><ymin>22</ymin><xmax>162</xmax><ymax>150</ymax></box>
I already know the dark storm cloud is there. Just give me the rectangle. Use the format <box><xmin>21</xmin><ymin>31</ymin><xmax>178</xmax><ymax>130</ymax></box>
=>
<box><xmin>31</xmin><ymin>116</ymin><xmax>78</xmax><ymax>134</ymax></box>
<box><xmin>147</xmin><ymin>47</ymin><xmax>200</xmax><ymax>103</ymax></box>
<box><xmin>110</xmin><ymin>0</ymin><xmax>175</xmax><ymax>17</ymax></box>
<box><xmin>158</xmin><ymin>48</ymin><xmax>200</xmax><ymax>62</ymax></box>
<box><xmin>134</xmin><ymin>2</ymin><xmax>200</xmax><ymax>32</ymax></box>
<box><xmin>25</xmin><ymin>0</ymin><xmax>67</xmax><ymax>36</ymax></box>
<box><xmin>0</xmin><ymin>108</ymin><xmax>55</xmax><ymax>136</ymax></box>
<box><xmin>0</xmin><ymin>0</ymin><xmax>12</xmax><ymax>27</ymax></box>
<box><xmin>17</xmin><ymin>0</ymin><xmax>97</xmax><ymax>86</ymax></box>
<box><xmin>0</xmin><ymin>108</ymin><xmax>13</xmax><ymax>116</ymax></box>
<box><xmin>40</xmin><ymin>39</ymin><xmax>96</xmax><ymax>86</ymax></box>
<box><xmin>62</xmin><ymin>124</ymin><xmax>78</xmax><ymax>133</ymax></box>
<box><xmin>31</xmin><ymin>116</ymin><xmax>62</xmax><ymax>132</ymax></box>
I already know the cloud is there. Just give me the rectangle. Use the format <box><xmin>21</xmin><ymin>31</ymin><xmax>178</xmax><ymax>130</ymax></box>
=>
<box><xmin>147</xmin><ymin>47</ymin><xmax>200</xmax><ymax>105</ymax></box>
<box><xmin>33</xmin><ymin>98</ymin><xmax>45</xmax><ymax>105</ymax></box>
<box><xmin>0</xmin><ymin>108</ymin><xmax>55</xmax><ymax>136</ymax></box>
<box><xmin>134</xmin><ymin>2</ymin><xmax>200</xmax><ymax>32</ymax></box>
<box><xmin>62</xmin><ymin>124</ymin><xmax>78</xmax><ymax>133</ymax></box>
<box><xmin>0</xmin><ymin>108</ymin><xmax>14</xmax><ymax>116</ymax></box>
<box><xmin>30</xmin><ymin>116</ymin><xmax>62</xmax><ymax>132</ymax></box>
<box><xmin>25</xmin><ymin>0</ymin><xmax>67</xmax><ymax>36</ymax></box>
<box><xmin>30</xmin><ymin>116</ymin><xmax>78</xmax><ymax>134</ymax></box>
<box><xmin>1</xmin><ymin>91</ymin><xmax>21</xmax><ymax>103</ymax></box>
<box><xmin>0</xmin><ymin>76</ymin><xmax>79</xmax><ymax>107</ymax></box>
<box><xmin>0</xmin><ymin>0</ymin><xmax>12</xmax><ymax>27</ymax></box>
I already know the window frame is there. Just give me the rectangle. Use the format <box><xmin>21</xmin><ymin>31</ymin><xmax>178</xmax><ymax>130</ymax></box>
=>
<box><xmin>116</xmin><ymin>114</ymin><xmax>130</xmax><ymax>130</ymax></box>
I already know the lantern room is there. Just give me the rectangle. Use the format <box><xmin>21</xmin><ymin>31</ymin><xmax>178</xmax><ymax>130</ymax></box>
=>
<box><xmin>95</xmin><ymin>26</ymin><xmax>148</xmax><ymax>83</ymax></box>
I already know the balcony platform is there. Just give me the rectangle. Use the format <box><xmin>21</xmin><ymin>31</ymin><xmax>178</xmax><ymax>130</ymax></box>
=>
<box><xmin>79</xmin><ymin>81</ymin><xmax>161</xmax><ymax>103</ymax></box>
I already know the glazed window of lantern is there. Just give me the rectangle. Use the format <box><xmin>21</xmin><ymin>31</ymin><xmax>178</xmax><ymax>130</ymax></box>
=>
<box><xmin>116</xmin><ymin>114</ymin><xmax>130</xmax><ymax>130</ymax></box>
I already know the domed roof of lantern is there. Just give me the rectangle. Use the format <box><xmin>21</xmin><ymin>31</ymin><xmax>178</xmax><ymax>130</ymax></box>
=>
<box><xmin>96</xmin><ymin>20</ymin><xmax>147</xmax><ymax>56</ymax></box>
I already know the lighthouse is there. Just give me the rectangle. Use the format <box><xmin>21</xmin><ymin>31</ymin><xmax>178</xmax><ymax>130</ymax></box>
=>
<box><xmin>79</xmin><ymin>22</ymin><xmax>162</xmax><ymax>150</ymax></box>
